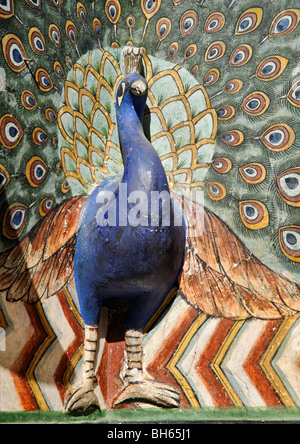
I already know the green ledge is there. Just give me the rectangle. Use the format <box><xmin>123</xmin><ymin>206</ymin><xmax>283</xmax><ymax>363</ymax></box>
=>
<box><xmin>0</xmin><ymin>407</ymin><xmax>300</xmax><ymax>424</ymax></box>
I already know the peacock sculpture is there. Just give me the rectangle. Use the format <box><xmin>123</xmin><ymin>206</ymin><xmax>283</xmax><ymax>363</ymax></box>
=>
<box><xmin>0</xmin><ymin>0</ymin><xmax>299</xmax><ymax>413</ymax></box>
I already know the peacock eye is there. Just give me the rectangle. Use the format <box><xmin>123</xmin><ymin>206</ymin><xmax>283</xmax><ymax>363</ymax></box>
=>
<box><xmin>3</xmin><ymin>203</ymin><xmax>28</xmax><ymax>239</ymax></box>
<box><xmin>239</xmin><ymin>200</ymin><xmax>269</xmax><ymax>229</ymax></box>
<box><xmin>229</xmin><ymin>44</ymin><xmax>252</xmax><ymax>66</ymax></box>
<box><xmin>255</xmin><ymin>56</ymin><xmax>289</xmax><ymax>81</ymax></box>
<box><xmin>204</xmin><ymin>13</ymin><xmax>225</xmax><ymax>33</ymax></box>
<box><xmin>180</xmin><ymin>10</ymin><xmax>198</xmax><ymax>36</ymax></box>
<box><xmin>32</xmin><ymin>128</ymin><xmax>47</xmax><ymax>145</ymax></box>
<box><xmin>205</xmin><ymin>41</ymin><xmax>226</xmax><ymax>61</ymax></box>
<box><xmin>223</xmin><ymin>79</ymin><xmax>243</xmax><ymax>94</ymax></box>
<box><xmin>184</xmin><ymin>43</ymin><xmax>197</xmax><ymax>60</ymax></box>
<box><xmin>168</xmin><ymin>42</ymin><xmax>178</xmax><ymax>59</ymax></box>
<box><xmin>105</xmin><ymin>0</ymin><xmax>121</xmax><ymax>23</ymax></box>
<box><xmin>261</xmin><ymin>124</ymin><xmax>295</xmax><ymax>151</ymax></box>
<box><xmin>203</xmin><ymin>68</ymin><xmax>220</xmax><ymax>86</ymax></box>
<box><xmin>216</xmin><ymin>105</ymin><xmax>235</xmax><ymax>120</ymax></box>
<box><xmin>54</xmin><ymin>61</ymin><xmax>65</xmax><ymax>78</ymax></box>
<box><xmin>45</xmin><ymin>108</ymin><xmax>56</xmax><ymax>121</ymax></box>
<box><xmin>66</xmin><ymin>20</ymin><xmax>77</xmax><ymax>43</ymax></box>
<box><xmin>242</xmin><ymin>92</ymin><xmax>270</xmax><ymax>115</ymax></box>
<box><xmin>287</xmin><ymin>80</ymin><xmax>300</xmax><ymax>107</ymax></box>
<box><xmin>235</xmin><ymin>8</ymin><xmax>263</xmax><ymax>35</ymax></box>
<box><xmin>49</xmin><ymin>24</ymin><xmax>61</xmax><ymax>47</ymax></box>
<box><xmin>270</xmin><ymin>10</ymin><xmax>300</xmax><ymax>37</ymax></box>
<box><xmin>28</xmin><ymin>28</ymin><xmax>46</xmax><ymax>55</ymax></box>
<box><xmin>26</xmin><ymin>157</ymin><xmax>48</xmax><ymax>187</ymax></box>
<box><xmin>77</xmin><ymin>3</ymin><xmax>86</xmax><ymax>23</ymax></box>
<box><xmin>35</xmin><ymin>68</ymin><xmax>53</xmax><ymax>92</ymax></box>
<box><xmin>212</xmin><ymin>157</ymin><xmax>232</xmax><ymax>174</ymax></box>
<box><xmin>156</xmin><ymin>18</ymin><xmax>171</xmax><ymax>41</ymax></box>
<box><xmin>25</xmin><ymin>0</ymin><xmax>41</xmax><ymax>8</ymax></box>
<box><xmin>239</xmin><ymin>163</ymin><xmax>266</xmax><ymax>184</ymax></box>
<box><xmin>2</xmin><ymin>35</ymin><xmax>27</xmax><ymax>72</ymax></box>
<box><xmin>93</xmin><ymin>18</ymin><xmax>102</xmax><ymax>36</ymax></box>
<box><xmin>0</xmin><ymin>114</ymin><xmax>23</xmax><ymax>149</ymax></box>
<box><xmin>221</xmin><ymin>130</ymin><xmax>244</xmax><ymax>146</ymax></box>
<box><xmin>207</xmin><ymin>182</ymin><xmax>227</xmax><ymax>200</ymax></box>
<box><xmin>39</xmin><ymin>197</ymin><xmax>54</xmax><ymax>216</ymax></box>
<box><xmin>277</xmin><ymin>168</ymin><xmax>300</xmax><ymax>206</ymax></box>
<box><xmin>0</xmin><ymin>164</ymin><xmax>10</xmax><ymax>194</ymax></box>
<box><xmin>279</xmin><ymin>226</ymin><xmax>300</xmax><ymax>261</ymax></box>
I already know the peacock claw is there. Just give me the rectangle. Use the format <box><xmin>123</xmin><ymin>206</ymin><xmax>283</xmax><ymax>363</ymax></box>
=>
<box><xmin>64</xmin><ymin>381</ymin><xmax>100</xmax><ymax>413</ymax></box>
<box><xmin>113</xmin><ymin>378</ymin><xmax>180</xmax><ymax>408</ymax></box>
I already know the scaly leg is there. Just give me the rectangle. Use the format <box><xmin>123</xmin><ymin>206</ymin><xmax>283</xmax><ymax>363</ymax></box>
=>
<box><xmin>113</xmin><ymin>329</ymin><xmax>180</xmax><ymax>408</ymax></box>
<box><xmin>64</xmin><ymin>325</ymin><xmax>100</xmax><ymax>412</ymax></box>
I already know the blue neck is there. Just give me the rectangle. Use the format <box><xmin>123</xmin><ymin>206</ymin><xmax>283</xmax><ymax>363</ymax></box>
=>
<box><xmin>116</xmin><ymin>88</ymin><xmax>169</xmax><ymax>195</ymax></box>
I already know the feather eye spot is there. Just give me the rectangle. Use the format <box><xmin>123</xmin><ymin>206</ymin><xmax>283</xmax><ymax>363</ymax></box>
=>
<box><xmin>235</xmin><ymin>8</ymin><xmax>263</xmax><ymax>35</ymax></box>
<box><xmin>287</xmin><ymin>80</ymin><xmax>300</xmax><ymax>108</ymax></box>
<box><xmin>256</xmin><ymin>56</ymin><xmax>288</xmax><ymax>81</ymax></box>
<box><xmin>221</xmin><ymin>130</ymin><xmax>244</xmax><ymax>146</ymax></box>
<box><xmin>239</xmin><ymin>200</ymin><xmax>269</xmax><ymax>229</ymax></box>
<box><xmin>3</xmin><ymin>203</ymin><xmax>28</xmax><ymax>239</ymax></box>
<box><xmin>156</xmin><ymin>17</ymin><xmax>171</xmax><ymax>41</ymax></box>
<box><xmin>0</xmin><ymin>164</ymin><xmax>10</xmax><ymax>194</ymax></box>
<box><xmin>26</xmin><ymin>156</ymin><xmax>48</xmax><ymax>187</ymax></box>
<box><xmin>277</xmin><ymin>168</ymin><xmax>300</xmax><ymax>206</ymax></box>
<box><xmin>223</xmin><ymin>79</ymin><xmax>243</xmax><ymax>94</ymax></box>
<box><xmin>229</xmin><ymin>44</ymin><xmax>252</xmax><ymax>67</ymax></box>
<box><xmin>39</xmin><ymin>197</ymin><xmax>54</xmax><ymax>217</ymax></box>
<box><xmin>105</xmin><ymin>0</ymin><xmax>121</xmax><ymax>24</ymax></box>
<box><xmin>180</xmin><ymin>10</ymin><xmax>198</xmax><ymax>37</ymax></box>
<box><xmin>204</xmin><ymin>12</ymin><xmax>225</xmax><ymax>33</ymax></box>
<box><xmin>207</xmin><ymin>182</ymin><xmax>226</xmax><ymax>200</ymax></box>
<box><xmin>77</xmin><ymin>3</ymin><xmax>86</xmax><ymax>23</ymax></box>
<box><xmin>184</xmin><ymin>43</ymin><xmax>197</xmax><ymax>60</ymax></box>
<box><xmin>49</xmin><ymin>24</ymin><xmax>61</xmax><ymax>47</ymax></box>
<box><xmin>2</xmin><ymin>34</ymin><xmax>27</xmax><ymax>72</ymax></box>
<box><xmin>242</xmin><ymin>92</ymin><xmax>269</xmax><ymax>116</ymax></box>
<box><xmin>0</xmin><ymin>114</ymin><xmax>23</xmax><ymax>149</ymax></box>
<box><xmin>92</xmin><ymin>18</ymin><xmax>102</xmax><ymax>36</ymax></box>
<box><xmin>21</xmin><ymin>90</ymin><xmax>37</xmax><ymax>110</ymax></box>
<box><xmin>203</xmin><ymin>68</ymin><xmax>220</xmax><ymax>86</ymax></box>
<box><xmin>32</xmin><ymin>127</ymin><xmax>47</xmax><ymax>145</ymax></box>
<box><xmin>65</xmin><ymin>20</ymin><xmax>77</xmax><ymax>44</ymax></box>
<box><xmin>168</xmin><ymin>42</ymin><xmax>178</xmax><ymax>59</ymax></box>
<box><xmin>216</xmin><ymin>105</ymin><xmax>235</xmax><ymax>120</ymax></box>
<box><xmin>212</xmin><ymin>158</ymin><xmax>232</xmax><ymax>174</ymax></box>
<box><xmin>141</xmin><ymin>0</ymin><xmax>161</xmax><ymax>18</ymax></box>
<box><xmin>28</xmin><ymin>27</ymin><xmax>46</xmax><ymax>55</ymax></box>
<box><xmin>239</xmin><ymin>163</ymin><xmax>266</xmax><ymax>184</ymax></box>
<box><xmin>270</xmin><ymin>10</ymin><xmax>300</xmax><ymax>37</ymax></box>
<box><xmin>279</xmin><ymin>226</ymin><xmax>300</xmax><ymax>261</ymax></box>
<box><xmin>261</xmin><ymin>124</ymin><xmax>295</xmax><ymax>151</ymax></box>
<box><xmin>35</xmin><ymin>68</ymin><xmax>53</xmax><ymax>92</ymax></box>
<box><xmin>205</xmin><ymin>41</ymin><xmax>226</xmax><ymax>62</ymax></box>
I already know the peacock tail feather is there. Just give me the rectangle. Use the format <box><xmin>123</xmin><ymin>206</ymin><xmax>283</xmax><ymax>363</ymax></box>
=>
<box><xmin>0</xmin><ymin>0</ymin><xmax>299</xmax><ymax>286</ymax></box>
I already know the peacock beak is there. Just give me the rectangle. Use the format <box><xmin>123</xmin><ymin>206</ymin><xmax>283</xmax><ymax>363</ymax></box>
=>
<box><xmin>130</xmin><ymin>79</ymin><xmax>147</xmax><ymax>96</ymax></box>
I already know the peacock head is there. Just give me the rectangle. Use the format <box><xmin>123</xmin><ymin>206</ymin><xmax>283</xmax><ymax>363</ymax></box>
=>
<box><xmin>115</xmin><ymin>72</ymin><xmax>148</xmax><ymax>122</ymax></box>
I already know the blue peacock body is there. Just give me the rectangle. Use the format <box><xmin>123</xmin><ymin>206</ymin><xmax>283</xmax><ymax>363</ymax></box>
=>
<box><xmin>0</xmin><ymin>0</ymin><xmax>299</xmax><ymax>411</ymax></box>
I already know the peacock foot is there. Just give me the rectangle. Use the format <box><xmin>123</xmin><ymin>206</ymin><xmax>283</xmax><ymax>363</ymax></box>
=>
<box><xmin>64</xmin><ymin>379</ymin><xmax>100</xmax><ymax>413</ymax></box>
<box><xmin>113</xmin><ymin>377</ymin><xmax>180</xmax><ymax>408</ymax></box>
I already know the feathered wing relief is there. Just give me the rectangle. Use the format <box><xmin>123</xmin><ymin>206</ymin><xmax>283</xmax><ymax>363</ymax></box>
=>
<box><xmin>177</xmin><ymin>196</ymin><xmax>300</xmax><ymax>320</ymax></box>
<box><xmin>0</xmin><ymin>196</ymin><xmax>86</xmax><ymax>303</ymax></box>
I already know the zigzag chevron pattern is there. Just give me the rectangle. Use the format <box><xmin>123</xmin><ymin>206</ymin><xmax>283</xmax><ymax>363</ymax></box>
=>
<box><xmin>1</xmin><ymin>286</ymin><xmax>300</xmax><ymax>411</ymax></box>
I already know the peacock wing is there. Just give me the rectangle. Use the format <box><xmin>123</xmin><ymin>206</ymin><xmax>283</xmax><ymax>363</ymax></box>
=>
<box><xmin>177</xmin><ymin>195</ymin><xmax>300</xmax><ymax>320</ymax></box>
<box><xmin>0</xmin><ymin>196</ymin><xmax>86</xmax><ymax>303</ymax></box>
